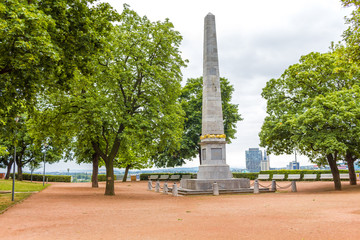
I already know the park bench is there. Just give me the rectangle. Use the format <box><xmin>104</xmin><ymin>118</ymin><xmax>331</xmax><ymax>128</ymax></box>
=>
<box><xmin>272</xmin><ymin>174</ymin><xmax>285</xmax><ymax>180</ymax></box>
<box><xmin>149</xmin><ymin>175</ymin><xmax>159</xmax><ymax>181</ymax></box>
<box><xmin>340</xmin><ymin>173</ymin><xmax>349</xmax><ymax>179</ymax></box>
<box><xmin>158</xmin><ymin>175</ymin><xmax>169</xmax><ymax>181</ymax></box>
<box><xmin>169</xmin><ymin>175</ymin><xmax>180</xmax><ymax>181</ymax></box>
<box><xmin>320</xmin><ymin>174</ymin><xmax>333</xmax><ymax>180</ymax></box>
<box><xmin>181</xmin><ymin>175</ymin><xmax>192</xmax><ymax>179</ymax></box>
<box><xmin>257</xmin><ymin>174</ymin><xmax>270</xmax><ymax>180</ymax></box>
<box><xmin>303</xmin><ymin>174</ymin><xmax>317</xmax><ymax>180</ymax></box>
<box><xmin>287</xmin><ymin>174</ymin><xmax>301</xmax><ymax>180</ymax></box>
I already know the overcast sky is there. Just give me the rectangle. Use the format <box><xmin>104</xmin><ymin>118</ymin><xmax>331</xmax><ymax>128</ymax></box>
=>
<box><xmin>16</xmin><ymin>0</ymin><xmax>354</xmax><ymax>173</ymax></box>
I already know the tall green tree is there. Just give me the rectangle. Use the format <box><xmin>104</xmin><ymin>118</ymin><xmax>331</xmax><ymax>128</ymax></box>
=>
<box><xmin>31</xmin><ymin>5</ymin><xmax>187</xmax><ymax>195</ymax></box>
<box><xmin>260</xmin><ymin>50</ymin><xmax>360</xmax><ymax>190</ymax></box>
<box><xmin>152</xmin><ymin>77</ymin><xmax>242</xmax><ymax>167</ymax></box>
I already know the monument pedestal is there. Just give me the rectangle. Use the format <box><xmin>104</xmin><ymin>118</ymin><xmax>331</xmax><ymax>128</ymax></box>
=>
<box><xmin>180</xmin><ymin>178</ymin><xmax>250</xmax><ymax>191</ymax></box>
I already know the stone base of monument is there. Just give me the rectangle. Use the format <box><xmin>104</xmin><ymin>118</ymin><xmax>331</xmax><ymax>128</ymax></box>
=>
<box><xmin>178</xmin><ymin>178</ymin><xmax>258</xmax><ymax>195</ymax></box>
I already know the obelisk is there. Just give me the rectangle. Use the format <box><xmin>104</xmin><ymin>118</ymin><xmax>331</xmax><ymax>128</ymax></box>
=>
<box><xmin>180</xmin><ymin>13</ymin><xmax>250</xmax><ymax>192</ymax></box>
<box><xmin>197</xmin><ymin>13</ymin><xmax>232</xmax><ymax>180</ymax></box>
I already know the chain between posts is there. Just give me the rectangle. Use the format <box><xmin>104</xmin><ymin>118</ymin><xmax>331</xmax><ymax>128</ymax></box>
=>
<box><xmin>258</xmin><ymin>183</ymin><xmax>273</xmax><ymax>188</ymax></box>
<box><xmin>276</xmin><ymin>182</ymin><xmax>293</xmax><ymax>189</ymax></box>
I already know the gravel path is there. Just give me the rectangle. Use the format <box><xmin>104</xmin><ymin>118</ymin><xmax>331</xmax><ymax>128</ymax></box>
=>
<box><xmin>1</xmin><ymin>180</ymin><xmax>360</xmax><ymax>240</ymax></box>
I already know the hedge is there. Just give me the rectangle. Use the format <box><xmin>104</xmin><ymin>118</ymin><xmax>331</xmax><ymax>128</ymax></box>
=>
<box><xmin>140</xmin><ymin>173</ymin><xmax>196</xmax><ymax>181</ymax></box>
<box><xmin>96</xmin><ymin>174</ymin><xmax>117</xmax><ymax>182</ymax></box>
<box><xmin>232</xmin><ymin>173</ymin><xmax>258</xmax><ymax>180</ymax></box>
<box><xmin>15</xmin><ymin>173</ymin><xmax>71</xmax><ymax>182</ymax></box>
<box><xmin>259</xmin><ymin>170</ymin><xmax>359</xmax><ymax>181</ymax></box>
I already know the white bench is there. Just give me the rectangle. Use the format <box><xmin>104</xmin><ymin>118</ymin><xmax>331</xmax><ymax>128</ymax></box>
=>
<box><xmin>272</xmin><ymin>174</ymin><xmax>285</xmax><ymax>180</ymax></box>
<box><xmin>158</xmin><ymin>175</ymin><xmax>169</xmax><ymax>181</ymax></box>
<box><xmin>287</xmin><ymin>174</ymin><xmax>301</xmax><ymax>180</ymax></box>
<box><xmin>257</xmin><ymin>174</ymin><xmax>270</xmax><ymax>180</ymax></box>
<box><xmin>320</xmin><ymin>174</ymin><xmax>333</xmax><ymax>180</ymax></box>
<box><xmin>149</xmin><ymin>175</ymin><xmax>159</xmax><ymax>181</ymax></box>
<box><xmin>303</xmin><ymin>174</ymin><xmax>317</xmax><ymax>180</ymax></box>
<box><xmin>169</xmin><ymin>175</ymin><xmax>180</xmax><ymax>181</ymax></box>
<box><xmin>340</xmin><ymin>173</ymin><xmax>350</xmax><ymax>179</ymax></box>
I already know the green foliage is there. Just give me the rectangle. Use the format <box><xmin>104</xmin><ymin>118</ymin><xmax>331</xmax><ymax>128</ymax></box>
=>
<box><xmin>0</xmin><ymin>0</ymin><xmax>118</xmax><ymax>122</ymax></box>
<box><xmin>260</xmin><ymin>48</ymin><xmax>360</xmax><ymax>189</ymax></box>
<box><xmin>232</xmin><ymin>173</ymin><xmax>258</xmax><ymax>180</ymax></box>
<box><xmin>14</xmin><ymin>173</ymin><xmax>71</xmax><ymax>182</ymax></box>
<box><xmin>96</xmin><ymin>174</ymin><xmax>117</xmax><ymax>182</ymax></box>
<box><xmin>30</xmin><ymin>5</ymin><xmax>187</xmax><ymax>195</ymax></box>
<box><xmin>153</xmin><ymin>77</ymin><xmax>242</xmax><ymax>167</ymax></box>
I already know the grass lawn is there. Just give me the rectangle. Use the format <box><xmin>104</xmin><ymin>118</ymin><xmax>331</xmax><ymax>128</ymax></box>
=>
<box><xmin>0</xmin><ymin>180</ymin><xmax>49</xmax><ymax>214</ymax></box>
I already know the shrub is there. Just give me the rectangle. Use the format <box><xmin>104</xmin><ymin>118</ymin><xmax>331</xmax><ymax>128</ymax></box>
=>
<box><xmin>232</xmin><ymin>173</ymin><xmax>258</xmax><ymax>180</ymax></box>
<box><xmin>16</xmin><ymin>173</ymin><xmax>71</xmax><ymax>182</ymax></box>
<box><xmin>96</xmin><ymin>174</ymin><xmax>117</xmax><ymax>182</ymax></box>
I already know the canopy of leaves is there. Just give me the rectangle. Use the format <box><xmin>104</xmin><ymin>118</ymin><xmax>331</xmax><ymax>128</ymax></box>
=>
<box><xmin>260</xmin><ymin>49</ymin><xmax>360</xmax><ymax>164</ymax></box>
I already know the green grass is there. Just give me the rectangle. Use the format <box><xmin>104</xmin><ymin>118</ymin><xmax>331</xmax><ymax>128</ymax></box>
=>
<box><xmin>0</xmin><ymin>192</ymin><xmax>32</xmax><ymax>213</ymax></box>
<box><xmin>0</xmin><ymin>179</ymin><xmax>50</xmax><ymax>192</ymax></box>
<box><xmin>0</xmin><ymin>180</ymin><xmax>49</xmax><ymax>214</ymax></box>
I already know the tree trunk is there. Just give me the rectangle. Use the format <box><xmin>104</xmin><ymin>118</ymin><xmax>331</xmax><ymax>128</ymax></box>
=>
<box><xmin>5</xmin><ymin>159</ymin><xmax>13</xmax><ymax>179</ymax></box>
<box><xmin>17</xmin><ymin>162</ymin><xmax>23</xmax><ymax>181</ymax></box>
<box><xmin>105</xmin><ymin>159</ymin><xmax>115</xmax><ymax>195</ymax></box>
<box><xmin>345</xmin><ymin>153</ymin><xmax>357</xmax><ymax>185</ymax></box>
<box><xmin>327</xmin><ymin>154</ymin><xmax>341</xmax><ymax>190</ymax></box>
<box><xmin>92</xmin><ymin>153</ymin><xmax>99</xmax><ymax>188</ymax></box>
<box><xmin>122</xmin><ymin>165</ymin><xmax>131</xmax><ymax>182</ymax></box>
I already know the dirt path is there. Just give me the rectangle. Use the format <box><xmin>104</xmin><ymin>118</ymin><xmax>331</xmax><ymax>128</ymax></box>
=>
<box><xmin>1</xmin><ymin>180</ymin><xmax>360</xmax><ymax>240</ymax></box>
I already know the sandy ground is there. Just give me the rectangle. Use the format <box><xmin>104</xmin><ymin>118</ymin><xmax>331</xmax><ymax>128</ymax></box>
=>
<box><xmin>1</xmin><ymin>180</ymin><xmax>360</xmax><ymax>240</ymax></box>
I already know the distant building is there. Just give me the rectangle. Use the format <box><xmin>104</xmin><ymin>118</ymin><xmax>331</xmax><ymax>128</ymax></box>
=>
<box><xmin>261</xmin><ymin>150</ymin><xmax>270</xmax><ymax>171</ymax></box>
<box><xmin>245</xmin><ymin>148</ymin><xmax>262</xmax><ymax>172</ymax></box>
<box><xmin>289</xmin><ymin>161</ymin><xmax>300</xmax><ymax>170</ymax></box>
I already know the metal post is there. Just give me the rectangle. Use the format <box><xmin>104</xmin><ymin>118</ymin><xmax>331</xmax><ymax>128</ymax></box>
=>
<box><xmin>42</xmin><ymin>151</ymin><xmax>46</xmax><ymax>186</ymax></box>
<box><xmin>11</xmin><ymin>145</ymin><xmax>16</xmax><ymax>202</ymax></box>
<box><xmin>253</xmin><ymin>179</ymin><xmax>259</xmax><ymax>194</ymax></box>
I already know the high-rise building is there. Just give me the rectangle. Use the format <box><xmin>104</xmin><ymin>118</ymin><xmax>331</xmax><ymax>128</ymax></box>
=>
<box><xmin>289</xmin><ymin>161</ymin><xmax>300</xmax><ymax>170</ymax></box>
<box><xmin>245</xmin><ymin>148</ymin><xmax>262</xmax><ymax>172</ymax></box>
<box><xmin>261</xmin><ymin>150</ymin><xmax>270</xmax><ymax>171</ymax></box>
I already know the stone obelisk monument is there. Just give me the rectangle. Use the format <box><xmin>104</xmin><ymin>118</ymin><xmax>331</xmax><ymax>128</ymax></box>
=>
<box><xmin>180</xmin><ymin>13</ymin><xmax>249</xmax><ymax>192</ymax></box>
